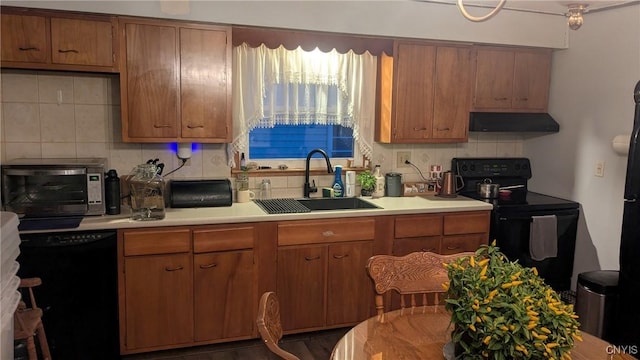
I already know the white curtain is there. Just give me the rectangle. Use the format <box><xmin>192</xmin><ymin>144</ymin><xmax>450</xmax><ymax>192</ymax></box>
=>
<box><xmin>229</xmin><ymin>43</ymin><xmax>376</xmax><ymax>166</ymax></box>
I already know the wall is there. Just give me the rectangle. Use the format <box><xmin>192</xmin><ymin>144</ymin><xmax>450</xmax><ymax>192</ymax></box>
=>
<box><xmin>525</xmin><ymin>4</ymin><xmax>640</xmax><ymax>286</ymax></box>
<box><xmin>0</xmin><ymin>69</ymin><xmax>523</xmax><ymax>198</ymax></box>
<box><xmin>1</xmin><ymin>0</ymin><xmax>569</xmax><ymax>48</ymax></box>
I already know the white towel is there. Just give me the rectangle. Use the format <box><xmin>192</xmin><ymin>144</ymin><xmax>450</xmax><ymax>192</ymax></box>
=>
<box><xmin>529</xmin><ymin>215</ymin><xmax>558</xmax><ymax>261</ymax></box>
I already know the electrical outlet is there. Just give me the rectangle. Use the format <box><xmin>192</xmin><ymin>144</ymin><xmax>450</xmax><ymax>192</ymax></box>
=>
<box><xmin>595</xmin><ymin>160</ymin><xmax>605</xmax><ymax>177</ymax></box>
<box><xmin>397</xmin><ymin>151</ymin><xmax>411</xmax><ymax>167</ymax></box>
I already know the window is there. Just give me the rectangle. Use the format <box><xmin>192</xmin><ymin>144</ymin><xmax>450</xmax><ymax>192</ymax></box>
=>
<box><xmin>249</xmin><ymin>124</ymin><xmax>354</xmax><ymax>159</ymax></box>
<box><xmin>231</xmin><ymin>43</ymin><xmax>377</xmax><ymax>166</ymax></box>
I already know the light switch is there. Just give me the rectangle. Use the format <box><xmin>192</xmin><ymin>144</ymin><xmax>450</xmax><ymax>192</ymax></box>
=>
<box><xmin>595</xmin><ymin>160</ymin><xmax>605</xmax><ymax>177</ymax></box>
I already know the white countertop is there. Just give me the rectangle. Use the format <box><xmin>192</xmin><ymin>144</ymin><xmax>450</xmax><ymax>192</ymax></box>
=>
<box><xmin>28</xmin><ymin>195</ymin><xmax>493</xmax><ymax>233</ymax></box>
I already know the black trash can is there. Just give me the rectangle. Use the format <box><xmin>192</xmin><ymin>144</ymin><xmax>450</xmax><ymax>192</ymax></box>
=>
<box><xmin>575</xmin><ymin>270</ymin><xmax>619</xmax><ymax>343</ymax></box>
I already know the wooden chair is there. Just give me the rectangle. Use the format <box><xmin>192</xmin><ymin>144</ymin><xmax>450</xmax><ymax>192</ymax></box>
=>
<box><xmin>14</xmin><ymin>277</ymin><xmax>52</xmax><ymax>360</ymax></box>
<box><xmin>366</xmin><ymin>251</ymin><xmax>474</xmax><ymax>322</ymax></box>
<box><xmin>256</xmin><ymin>292</ymin><xmax>300</xmax><ymax>360</ymax></box>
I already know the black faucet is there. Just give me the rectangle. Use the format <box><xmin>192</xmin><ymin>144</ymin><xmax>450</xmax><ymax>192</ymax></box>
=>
<box><xmin>304</xmin><ymin>149</ymin><xmax>333</xmax><ymax>198</ymax></box>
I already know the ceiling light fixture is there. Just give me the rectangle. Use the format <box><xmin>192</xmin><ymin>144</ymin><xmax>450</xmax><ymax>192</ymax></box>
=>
<box><xmin>456</xmin><ymin>0</ymin><xmax>507</xmax><ymax>22</ymax></box>
<box><xmin>566</xmin><ymin>3</ymin><xmax>589</xmax><ymax>30</ymax></box>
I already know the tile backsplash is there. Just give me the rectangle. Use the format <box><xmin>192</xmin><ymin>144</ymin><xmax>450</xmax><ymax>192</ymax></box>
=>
<box><xmin>0</xmin><ymin>69</ymin><xmax>523</xmax><ymax>198</ymax></box>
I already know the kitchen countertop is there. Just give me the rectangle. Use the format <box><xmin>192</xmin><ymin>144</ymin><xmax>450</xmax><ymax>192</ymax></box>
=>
<box><xmin>28</xmin><ymin>195</ymin><xmax>493</xmax><ymax>233</ymax></box>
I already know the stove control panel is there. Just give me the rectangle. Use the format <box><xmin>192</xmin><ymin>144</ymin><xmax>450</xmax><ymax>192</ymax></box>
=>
<box><xmin>452</xmin><ymin>158</ymin><xmax>532</xmax><ymax>179</ymax></box>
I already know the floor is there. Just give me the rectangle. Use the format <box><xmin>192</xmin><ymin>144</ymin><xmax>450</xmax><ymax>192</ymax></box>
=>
<box><xmin>121</xmin><ymin>328</ymin><xmax>350</xmax><ymax>360</ymax></box>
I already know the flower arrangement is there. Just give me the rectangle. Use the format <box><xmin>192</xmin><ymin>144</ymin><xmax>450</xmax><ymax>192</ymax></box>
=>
<box><xmin>443</xmin><ymin>243</ymin><xmax>582</xmax><ymax>360</ymax></box>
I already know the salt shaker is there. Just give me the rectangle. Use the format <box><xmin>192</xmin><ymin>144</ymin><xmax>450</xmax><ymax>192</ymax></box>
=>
<box><xmin>259</xmin><ymin>179</ymin><xmax>272</xmax><ymax>199</ymax></box>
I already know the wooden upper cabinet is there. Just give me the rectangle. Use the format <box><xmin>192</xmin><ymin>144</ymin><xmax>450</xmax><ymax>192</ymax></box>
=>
<box><xmin>473</xmin><ymin>46</ymin><xmax>551</xmax><ymax>112</ymax></box>
<box><xmin>119</xmin><ymin>17</ymin><xmax>231</xmax><ymax>143</ymax></box>
<box><xmin>122</xmin><ymin>22</ymin><xmax>179</xmax><ymax>139</ymax></box>
<box><xmin>376</xmin><ymin>41</ymin><xmax>471</xmax><ymax>144</ymax></box>
<box><xmin>1</xmin><ymin>14</ymin><xmax>48</xmax><ymax>63</ymax></box>
<box><xmin>1</xmin><ymin>7</ymin><xmax>118</xmax><ymax>72</ymax></box>
<box><xmin>50</xmin><ymin>18</ymin><xmax>114</xmax><ymax>67</ymax></box>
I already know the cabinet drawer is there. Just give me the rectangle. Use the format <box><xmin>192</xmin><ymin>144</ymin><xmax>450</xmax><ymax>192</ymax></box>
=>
<box><xmin>394</xmin><ymin>214</ymin><xmax>442</xmax><ymax>238</ymax></box>
<box><xmin>443</xmin><ymin>211</ymin><xmax>489</xmax><ymax>235</ymax></box>
<box><xmin>441</xmin><ymin>234</ymin><xmax>487</xmax><ymax>254</ymax></box>
<box><xmin>278</xmin><ymin>218</ymin><xmax>375</xmax><ymax>246</ymax></box>
<box><xmin>193</xmin><ymin>226</ymin><xmax>254</xmax><ymax>253</ymax></box>
<box><xmin>123</xmin><ymin>228</ymin><xmax>191</xmax><ymax>256</ymax></box>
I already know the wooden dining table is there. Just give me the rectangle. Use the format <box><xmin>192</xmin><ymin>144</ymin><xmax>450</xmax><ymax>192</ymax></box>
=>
<box><xmin>331</xmin><ymin>307</ymin><xmax>636</xmax><ymax>360</ymax></box>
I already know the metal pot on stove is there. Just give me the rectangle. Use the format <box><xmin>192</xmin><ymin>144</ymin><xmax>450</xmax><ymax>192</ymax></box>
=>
<box><xmin>477</xmin><ymin>179</ymin><xmax>500</xmax><ymax>199</ymax></box>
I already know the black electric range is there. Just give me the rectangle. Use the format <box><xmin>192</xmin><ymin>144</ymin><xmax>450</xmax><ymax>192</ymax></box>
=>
<box><xmin>452</xmin><ymin>157</ymin><xmax>580</xmax><ymax>291</ymax></box>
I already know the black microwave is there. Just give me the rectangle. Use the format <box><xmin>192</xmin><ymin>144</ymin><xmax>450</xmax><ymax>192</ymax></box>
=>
<box><xmin>1</xmin><ymin>158</ymin><xmax>107</xmax><ymax>217</ymax></box>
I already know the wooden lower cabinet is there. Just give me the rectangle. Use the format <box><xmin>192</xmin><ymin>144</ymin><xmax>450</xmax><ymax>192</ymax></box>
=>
<box><xmin>327</xmin><ymin>242</ymin><xmax>373</xmax><ymax>326</ymax></box>
<box><xmin>392</xmin><ymin>211</ymin><xmax>490</xmax><ymax>256</ymax></box>
<box><xmin>277</xmin><ymin>245</ymin><xmax>327</xmax><ymax>330</ymax></box>
<box><xmin>123</xmin><ymin>253</ymin><xmax>194</xmax><ymax>350</ymax></box>
<box><xmin>118</xmin><ymin>224</ymin><xmax>257</xmax><ymax>354</ymax></box>
<box><xmin>194</xmin><ymin>250</ymin><xmax>254</xmax><ymax>341</ymax></box>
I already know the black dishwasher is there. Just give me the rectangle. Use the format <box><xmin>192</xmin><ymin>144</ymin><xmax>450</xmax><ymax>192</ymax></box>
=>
<box><xmin>17</xmin><ymin>229</ymin><xmax>119</xmax><ymax>360</ymax></box>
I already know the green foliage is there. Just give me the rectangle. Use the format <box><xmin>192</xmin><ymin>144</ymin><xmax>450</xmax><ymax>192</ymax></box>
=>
<box><xmin>356</xmin><ymin>170</ymin><xmax>376</xmax><ymax>191</ymax></box>
<box><xmin>444</xmin><ymin>243</ymin><xmax>582</xmax><ymax>360</ymax></box>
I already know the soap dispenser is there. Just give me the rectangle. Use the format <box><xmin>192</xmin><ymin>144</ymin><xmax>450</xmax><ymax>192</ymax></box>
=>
<box><xmin>332</xmin><ymin>165</ymin><xmax>344</xmax><ymax>197</ymax></box>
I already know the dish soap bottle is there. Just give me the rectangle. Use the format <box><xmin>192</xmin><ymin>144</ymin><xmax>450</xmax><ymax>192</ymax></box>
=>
<box><xmin>373</xmin><ymin>165</ymin><xmax>385</xmax><ymax>198</ymax></box>
<box><xmin>332</xmin><ymin>165</ymin><xmax>344</xmax><ymax>198</ymax></box>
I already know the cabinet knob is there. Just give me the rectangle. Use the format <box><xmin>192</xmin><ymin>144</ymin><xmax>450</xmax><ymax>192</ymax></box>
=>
<box><xmin>165</xmin><ymin>265</ymin><xmax>184</xmax><ymax>271</ymax></box>
<box><xmin>58</xmin><ymin>49</ymin><xmax>80</xmax><ymax>54</ymax></box>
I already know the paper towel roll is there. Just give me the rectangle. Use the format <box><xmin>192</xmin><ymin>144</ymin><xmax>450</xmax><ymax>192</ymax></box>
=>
<box><xmin>612</xmin><ymin>134</ymin><xmax>630</xmax><ymax>155</ymax></box>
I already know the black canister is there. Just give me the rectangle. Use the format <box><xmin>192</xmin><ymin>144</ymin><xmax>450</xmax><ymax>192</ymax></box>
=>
<box><xmin>105</xmin><ymin>169</ymin><xmax>121</xmax><ymax>215</ymax></box>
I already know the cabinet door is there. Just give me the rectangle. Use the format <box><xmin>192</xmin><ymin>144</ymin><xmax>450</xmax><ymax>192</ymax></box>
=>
<box><xmin>123</xmin><ymin>22</ymin><xmax>179</xmax><ymax>139</ymax></box>
<box><xmin>180</xmin><ymin>27</ymin><xmax>230</xmax><ymax>141</ymax></box>
<box><xmin>393</xmin><ymin>236</ymin><xmax>441</xmax><ymax>256</ymax></box>
<box><xmin>124</xmin><ymin>253</ymin><xmax>193</xmax><ymax>349</ymax></box>
<box><xmin>194</xmin><ymin>250</ymin><xmax>254</xmax><ymax>341</ymax></box>
<box><xmin>473</xmin><ymin>48</ymin><xmax>514</xmax><ymax>110</ymax></box>
<box><xmin>51</xmin><ymin>18</ymin><xmax>113</xmax><ymax>67</ymax></box>
<box><xmin>327</xmin><ymin>242</ymin><xmax>373</xmax><ymax>326</ymax></box>
<box><xmin>432</xmin><ymin>46</ymin><xmax>471</xmax><ymax>140</ymax></box>
<box><xmin>441</xmin><ymin>234</ymin><xmax>486</xmax><ymax>254</ymax></box>
<box><xmin>1</xmin><ymin>14</ymin><xmax>48</xmax><ymax>63</ymax></box>
<box><xmin>512</xmin><ymin>50</ymin><xmax>551</xmax><ymax>111</ymax></box>
<box><xmin>277</xmin><ymin>246</ymin><xmax>326</xmax><ymax>330</ymax></box>
<box><xmin>393</xmin><ymin>43</ymin><xmax>436</xmax><ymax>141</ymax></box>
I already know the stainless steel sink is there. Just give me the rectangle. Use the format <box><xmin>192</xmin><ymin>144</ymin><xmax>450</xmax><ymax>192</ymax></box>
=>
<box><xmin>296</xmin><ymin>197</ymin><xmax>380</xmax><ymax>211</ymax></box>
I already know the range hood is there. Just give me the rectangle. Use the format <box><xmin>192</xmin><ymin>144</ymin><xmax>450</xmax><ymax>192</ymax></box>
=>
<box><xmin>469</xmin><ymin>112</ymin><xmax>560</xmax><ymax>133</ymax></box>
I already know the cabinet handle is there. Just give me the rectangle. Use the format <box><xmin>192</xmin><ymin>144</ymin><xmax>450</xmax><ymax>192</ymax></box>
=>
<box><xmin>165</xmin><ymin>265</ymin><xmax>184</xmax><ymax>271</ymax></box>
<box><xmin>493</xmin><ymin>97</ymin><xmax>508</xmax><ymax>101</ymax></box>
<box><xmin>153</xmin><ymin>124</ymin><xmax>172</xmax><ymax>128</ymax></box>
<box><xmin>413</xmin><ymin>127</ymin><xmax>427</xmax><ymax>131</ymax></box>
<box><xmin>18</xmin><ymin>47</ymin><xmax>39</xmax><ymax>51</ymax></box>
<box><xmin>435</xmin><ymin>127</ymin><xmax>450</xmax><ymax>131</ymax></box>
<box><xmin>322</xmin><ymin>230</ymin><xmax>335</xmax><ymax>237</ymax></box>
<box><xmin>58</xmin><ymin>49</ymin><xmax>79</xmax><ymax>54</ymax></box>
<box><xmin>333</xmin><ymin>254</ymin><xmax>349</xmax><ymax>259</ymax></box>
<box><xmin>187</xmin><ymin>124</ymin><xmax>205</xmax><ymax>129</ymax></box>
<box><xmin>516</xmin><ymin>97</ymin><xmax>529</xmax><ymax>101</ymax></box>
<box><xmin>421</xmin><ymin>247</ymin><xmax>436</xmax><ymax>252</ymax></box>
<box><xmin>304</xmin><ymin>256</ymin><xmax>321</xmax><ymax>261</ymax></box>
<box><xmin>446</xmin><ymin>245</ymin><xmax>460</xmax><ymax>251</ymax></box>
<box><xmin>200</xmin><ymin>263</ymin><xmax>217</xmax><ymax>269</ymax></box>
